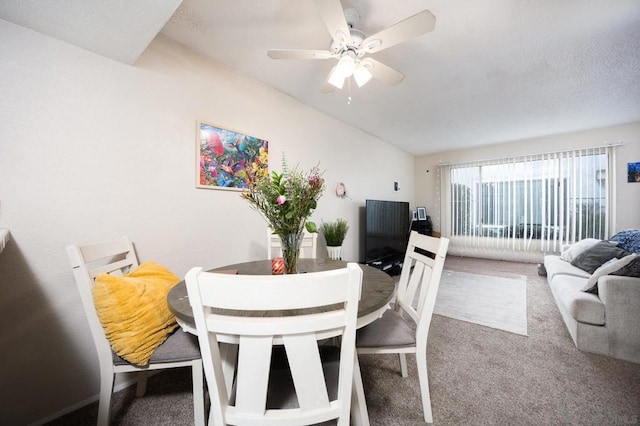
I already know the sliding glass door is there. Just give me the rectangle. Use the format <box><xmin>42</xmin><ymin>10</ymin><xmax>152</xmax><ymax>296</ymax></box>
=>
<box><xmin>443</xmin><ymin>146</ymin><xmax>613</xmax><ymax>254</ymax></box>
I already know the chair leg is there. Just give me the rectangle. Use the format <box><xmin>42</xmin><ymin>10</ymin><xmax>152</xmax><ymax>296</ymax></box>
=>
<box><xmin>97</xmin><ymin>370</ymin><xmax>115</xmax><ymax>426</ymax></box>
<box><xmin>135</xmin><ymin>371</ymin><xmax>148</xmax><ymax>397</ymax></box>
<box><xmin>192</xmin><ymin>359</ymin><xmax>206</xmax><ymax>426</ymax></box>
<box><xmin>398</xmin><ymin>353</ymin><xmax>408</xmax><ymax>377</ymax></box>
<box><xmin>350</xmin><ymin>354</ymin><xmax>370</xmax><ymax>426</ymax></box>
<box><xmin>416</xmin><ymin>347</ymin><xmax>433</xmax><ymax>423</ymax></box>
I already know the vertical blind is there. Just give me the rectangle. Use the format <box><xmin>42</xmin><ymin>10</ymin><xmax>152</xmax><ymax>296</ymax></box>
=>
<box><xmin>440</xmin><ymin>146</ymin><xmax>616</xmax><ymax>254</ymax></box>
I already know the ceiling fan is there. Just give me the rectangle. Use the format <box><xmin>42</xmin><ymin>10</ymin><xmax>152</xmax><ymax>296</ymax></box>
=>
<box><xmin>267</xmin><ymin>0</ymin><xmax>436</xmax><ymax>92</ymax></box>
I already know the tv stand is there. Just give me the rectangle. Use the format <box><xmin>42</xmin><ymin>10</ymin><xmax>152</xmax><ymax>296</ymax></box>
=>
<box><xmin>410</xmin><ymin>218</ymin><xmax>433</xmax><ymax>236</ymax></box>
<box><xmin>366</xmin><ymin>255</ymin><xmax>404</xmax><ymax>276</ymax></box>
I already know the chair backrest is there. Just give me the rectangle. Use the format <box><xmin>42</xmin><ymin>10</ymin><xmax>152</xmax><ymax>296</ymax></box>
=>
<box><xmin>66</xmin><ymin>236</ymin><xmax>139</xmax><ymax>367</ymax></box>
<box><xmin>395</xmin><ymin>231</ymin><xmax>449</xmax><ymax>344</ymax></box>
<box><xmin>186</xmin><ymin>263</ymin><xmax>362</xmax><ymax>426</ymax></box>
<box><xmin>267</xmin><ymin>229</ymin><xmax>318</xmax><ymax>259</ymax></box>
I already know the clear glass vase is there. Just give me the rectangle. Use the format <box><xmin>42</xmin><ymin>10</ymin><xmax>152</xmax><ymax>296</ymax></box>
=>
<box><xmin>279</xmin><ymin>232</ymin><xmax>302</xmax><ymax>274</ymax></box>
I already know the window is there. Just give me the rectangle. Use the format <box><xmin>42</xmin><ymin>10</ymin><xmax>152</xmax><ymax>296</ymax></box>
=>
<box><xmin>443</xmin><ymin>147</ymin><xmax>613</xmax><ymax>253</ymax></box>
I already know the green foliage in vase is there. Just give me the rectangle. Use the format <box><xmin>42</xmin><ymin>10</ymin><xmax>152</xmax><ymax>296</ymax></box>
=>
<box><xmin>242</xmin><ymin>161</ymin><xmax>325</xmax><ymax>238</ymax></box>
<box><xmin>321</xmin><ymin>218</ymin><xmax>349</xmax><ymax>246</ymax></box>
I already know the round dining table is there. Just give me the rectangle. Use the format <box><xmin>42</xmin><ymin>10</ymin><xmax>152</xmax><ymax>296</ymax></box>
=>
<box><xmin>167</xmin><ymin>258</ymin><xmax>397</xmax><ymax>333</ymax></box>
<box><xmin>166</xmin><ymin>258</ymin><xmax>395</xmax><ymax>426</ymax></box>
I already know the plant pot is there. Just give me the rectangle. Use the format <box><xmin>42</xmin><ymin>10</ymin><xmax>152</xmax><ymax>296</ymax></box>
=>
<box><xmin>327</xmin><ymin>245</ymin><xmax>343</xmax><ymax>260</ymax></box>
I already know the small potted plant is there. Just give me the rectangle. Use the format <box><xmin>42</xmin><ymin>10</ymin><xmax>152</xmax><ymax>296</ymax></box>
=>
<box><xmin>320</xmin><ymin>218</ymin><xmax>349</xmax><ymax>260</ymax></box>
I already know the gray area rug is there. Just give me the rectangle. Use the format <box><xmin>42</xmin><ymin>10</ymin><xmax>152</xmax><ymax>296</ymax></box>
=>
<box><xmin>433</xmin><ymin>269</ymin><xmax>528</xmax><ymax>335</ymax></box>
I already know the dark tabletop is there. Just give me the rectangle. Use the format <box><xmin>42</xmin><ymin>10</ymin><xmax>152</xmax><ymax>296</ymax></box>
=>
<box><xmin>168</xmin><ymin>259</ymin><xmax>396</xmax><ymax>326</ymax></box>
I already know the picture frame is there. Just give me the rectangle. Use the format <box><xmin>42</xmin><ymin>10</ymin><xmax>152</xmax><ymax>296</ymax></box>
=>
<box><xmin>628</xmin><ymin>162</ymin><xmax>640</xmax><ymax>183</ymax></box>
<box><xmin>416</xmin><ymin>207</ymin><xmax>427</xmax><ymax>221</ymax></box>
<box><xmin>196</xmin><ymin>121</ymin><xmax>269</xmax><ymax>191</ymax></box>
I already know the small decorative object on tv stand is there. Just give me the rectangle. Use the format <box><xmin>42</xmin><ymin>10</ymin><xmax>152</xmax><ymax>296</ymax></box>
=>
<box><xmin>416</xmin><ymin>206</ymin><xmax>427</xmax><ymax>221</ymax></box>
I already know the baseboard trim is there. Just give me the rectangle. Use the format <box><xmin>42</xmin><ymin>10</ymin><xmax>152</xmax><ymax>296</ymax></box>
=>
<box><xmin>30</xmin><ymin>372</ymin><xmax>159</xmax><ymax>426</ymax></box>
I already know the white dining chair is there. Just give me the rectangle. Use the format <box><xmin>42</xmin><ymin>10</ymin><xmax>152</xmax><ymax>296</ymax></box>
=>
<box><xmin>356</xmin><ymin>231</ymin><xmax>449</xmax><ymax>423</ymax></box>
<box><xmin>185</xmin><ymin>263</ymin><xmax>363</xmax><ymax>425</ymax></box>
<box><xmin>67</xmin><ymin>236</ymin><xmax>205</xmax><ymax>426</ymax></box>
<box><xmin>267</xmin><ymin>228</ymin><xmax>318</xmax><ymax>259</ymax></box>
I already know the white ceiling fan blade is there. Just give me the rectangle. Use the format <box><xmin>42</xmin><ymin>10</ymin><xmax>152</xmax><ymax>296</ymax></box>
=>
<box><xmin>268</xmin><ymin>49</ymin><xmax>333</xmax><ymax>60</ymax></box>
<box><xmin>364</xmin><ymin>58</ymin><xmax>405</xmax><ymax>86</ymax></box>
<box><xmin>362</xmin><ymin>10</ymin><xmax>436</xmax><ymax>54</ymax></box>
<box><xmin>314</xmin><ymin>0</ymin><xmax>352</xmax><ymax>46</ymax></box>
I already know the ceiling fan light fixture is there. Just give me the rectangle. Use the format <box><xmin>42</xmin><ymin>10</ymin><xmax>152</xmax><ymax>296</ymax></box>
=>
<box><xmin>353</xmin><ymin>63</ymin><xmax>373</xmax><ymax>87</ymax></box>
<box><xmin>328</xmin><ymin>68</ymin><xmax>346</xmax><ymax>89</ymax></box>
<box><xmin>267</xmin><ymin>4</ymin><xmax>437</xmax><ymax>93</ymax></box>
<box><xmin>335</xmin><ymin>54</ymin><xmax>356</xmax><ymax>77</ymax></box>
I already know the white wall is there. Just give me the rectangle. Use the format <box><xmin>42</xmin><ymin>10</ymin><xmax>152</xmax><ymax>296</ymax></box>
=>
<box><xmin>415</xmin><ymin>122</ymin><xmax>640</xmax><ymax>260</ymax></box>
<box><xmin>0</xmin><ymin>20</ymin><xmax>414</xmax><ymax>425</ymax></box>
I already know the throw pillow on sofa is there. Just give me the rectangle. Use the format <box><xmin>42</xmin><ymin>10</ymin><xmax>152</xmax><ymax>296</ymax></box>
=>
<box><xmin>610</xmin><ymin>229</ymin><xmax>640</xmax><ymax>254</ymax></box>
<box><xmin>581</xmin><ymin>254</ymin><xmax>638</xmax><ymax>293</ymax></box>
<box><xmin>560</xmin><ymin>238</ymin><xmax>602</xmax><ymax>263</ymax></box>
<box><xmin>570</xmin><ymin>240</ymin><xmax>630</xmax><ymax>274</ymax></box>
<box><xmin>611</xmin><ymin>255</ymin><xmax>640</xmax><ymax>278</ymax></box>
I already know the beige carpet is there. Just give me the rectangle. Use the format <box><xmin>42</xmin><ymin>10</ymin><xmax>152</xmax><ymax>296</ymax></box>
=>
<box><xmin>433</xmin><ymin>269</ymin><xmax>528</xmax><ymax>335</ymax></box>
<box><xmin>44</xmin><ymin>256</ymin><xmax>640</xmax><ymax>426</ymax></box>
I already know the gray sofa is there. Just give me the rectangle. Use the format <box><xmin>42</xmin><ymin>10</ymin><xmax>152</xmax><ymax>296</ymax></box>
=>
<box><xmin>544</xmin><ymin>243</ymin><xmax>640</xmax><ymax>364</ymax></box>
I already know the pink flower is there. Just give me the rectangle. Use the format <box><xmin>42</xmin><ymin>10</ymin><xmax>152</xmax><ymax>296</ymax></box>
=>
<box><xmin>276</xmin><ymin>195</ymin><xmax>287</xmax><ymax>205</ymax></box>
<box><xmin>309</xmin><ymin>175</ymin><xmax>321</xmax><ymax>190</ymax></box>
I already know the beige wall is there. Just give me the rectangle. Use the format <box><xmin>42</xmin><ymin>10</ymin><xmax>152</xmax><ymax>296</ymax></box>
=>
<box><xmin>0</xmin><ymin>20</ymin><xmax>414</xmax><ymax>425</ymax></box>
<box><xmin>415</xmin><ymin>122</ymin><xmax>640</xmax><ymax>259</ymax></box>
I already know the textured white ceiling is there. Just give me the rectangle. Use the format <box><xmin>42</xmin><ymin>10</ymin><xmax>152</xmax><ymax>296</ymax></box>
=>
<box><xmin>2</xmin><ymin>0</ymin><xmax>640</xmax><ymax>155</ymax></box>
<box><xmin>0</xmin><ymin>0</ymin><xmax>182</xmax><ymax>64</ymax></box>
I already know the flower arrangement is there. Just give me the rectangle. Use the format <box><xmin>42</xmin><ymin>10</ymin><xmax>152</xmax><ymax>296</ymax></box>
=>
<box><xmin>242</xmin><ymin>159</ymin><xmax>325</xmax><ymax>273</ymax></box>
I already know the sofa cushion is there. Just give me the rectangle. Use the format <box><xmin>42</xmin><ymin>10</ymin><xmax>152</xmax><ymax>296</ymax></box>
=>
<box><xmin>581</xmin><ymin>254</ymin><xmax>638</xmax><ymax>293</ymax></box>
<box><xmin>549</xmin><ymin>275</ymin><xmax>605</xmax><ymax>325</ymax></box>
<box><xmin>544</xmin><ymin>255</ymin><xmax>591</xmax><ymax>281</ymax></box>
<box><xmin>610</xmin><ymin>229</ymin><xmax>640</xmax><ymax>254</ymax></box>
<box><xmin>570</xmin><ymin>240</ymin><xmax>630</xmax><ymax>274</ymax></box>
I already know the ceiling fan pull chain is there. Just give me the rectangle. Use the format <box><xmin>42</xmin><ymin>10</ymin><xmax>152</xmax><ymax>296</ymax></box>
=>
<box><xmin>347</xmin><ymin>78</ymin><xmax>352</xmax><ymax>105</ymax></box>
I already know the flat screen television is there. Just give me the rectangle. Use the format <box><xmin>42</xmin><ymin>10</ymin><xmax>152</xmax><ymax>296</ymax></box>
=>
<box><xmin>365</xmin><ymin>199</ymin><xmax>411</xmax><ymax>273</ymax></box>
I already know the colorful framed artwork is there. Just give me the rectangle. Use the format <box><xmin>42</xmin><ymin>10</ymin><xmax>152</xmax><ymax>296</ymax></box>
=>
<box><xmin>197</xmin><ymin>121</ymin><xmax>269</xmax><ymax>191</ymax></box>
<box><xmin>628</xmin><ymin>162</ymin><xmax>640</xmax><ymax>183</ymax></box>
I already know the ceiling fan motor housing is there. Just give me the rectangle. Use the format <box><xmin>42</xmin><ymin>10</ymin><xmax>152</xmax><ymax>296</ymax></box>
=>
<box><xmin>330</xmin><ymin>28</ymin><xmax>365</xmax><ymax>54</ymax></box>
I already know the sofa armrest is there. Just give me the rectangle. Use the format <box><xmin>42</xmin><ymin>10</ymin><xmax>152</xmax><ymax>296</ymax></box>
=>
<box><xmin>597</xmin><ymin>275</ymin><xmax>640</xmax><ymax>360</ymax></box>
<box><xmin>598</xmin><ymin>275</ymin><xmax>640</xmax><ymax>307</ymax></box>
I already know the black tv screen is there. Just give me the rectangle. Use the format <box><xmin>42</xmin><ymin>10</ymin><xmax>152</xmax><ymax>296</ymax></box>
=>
<box><xmin>365</xmin><ymin>200</ymin><xmax>411</xmax><ymax>267</ymax></box>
